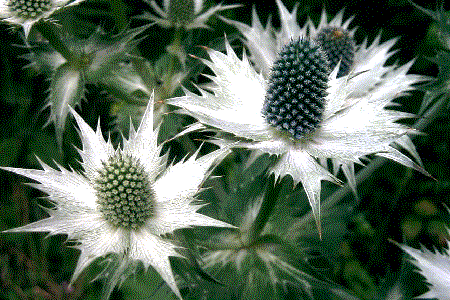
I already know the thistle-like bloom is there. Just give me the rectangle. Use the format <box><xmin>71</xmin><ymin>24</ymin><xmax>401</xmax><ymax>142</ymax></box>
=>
<box><xmin>399</xmin><ymin>236</ymin><xmax>450</xmax><ymax>300</ymax></box>
<box><xmin>0</xmin><ymin>0</ymin><xmax>84</xmax><ymax>38</ymax></box>
<box><xmin>142</xmin><ymin>0</ymin><xmax>239</xmax><ymax>30</ymax></box>
<box><xmin>22</xmin><ymin>26</ymin><xmax>145</xmax><ymax>144</ymax></box>
<box><xmin>168</xmin><ymin>0</ymin><xmax>428</xmax><ymax>231</ymax></box>
<box><xmin>1</xmin><ymin>96</ymin><xmax>231</xmax><ymax>299</ymax></box>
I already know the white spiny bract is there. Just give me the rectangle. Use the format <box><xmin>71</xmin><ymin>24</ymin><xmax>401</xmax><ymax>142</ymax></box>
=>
<box><xmin>1</xmin><ymin>95</ymin><xmax>232</xmax><ymax>299</ymax></box>
<box><xmin>400</xmin><ymin>236</ymin><xmax>450</xmax><ymax>300</ymax></box>
<box><xmin>0</xmin><ymin>0</ymin><xmax>84</xmax><ymax>38</ymax></box>
<box><xmin>142</xmin><ymin>0</ymin><xmax>240</xmax><ymax>30</ymax></box>
<box><xmin>167</xmin><ymin>0</ymin><xmax>428</xmax><ymax>234</ymax></box>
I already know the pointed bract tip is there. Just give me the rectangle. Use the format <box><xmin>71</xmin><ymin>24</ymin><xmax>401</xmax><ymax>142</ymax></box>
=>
<box><xmin>314</xmin><ymin>215</ymin><xmax>322</xmax><ymax>240</ymax></box>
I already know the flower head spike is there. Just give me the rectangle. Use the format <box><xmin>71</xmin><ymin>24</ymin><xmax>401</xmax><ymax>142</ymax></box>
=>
<box><xmin>168</xmin><ymin>1</ymin><xmax>429</xmax><ymax>234</ymax></box>
<box><xmin>0</xmin><ymin>0</ymin><xmax>84</xmax><ymax>38</ymax></box>
<box><xmin>1</xmin><ymin>94</ymin><xmax>232</xmax><ymax>299</ymax></box>
<box><xmin>142</xmin><ymin>0</ymin><xmax>240</xmax><ymax>30</ymax></box>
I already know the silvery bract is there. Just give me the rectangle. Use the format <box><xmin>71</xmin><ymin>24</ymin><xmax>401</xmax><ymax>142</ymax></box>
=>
<box><xmin>168</xmin><ymin>0</ymin><xmax>428</xmax><ymax>232</ymax></box>
<box><xmin>400</xmin><ymin>235</ymin><xmax>450</xmax><ymax>300</ymax></box>
<box><xmin>0</xmin><ymin>0</ymin><xmax>84</xmax><ymax>38</ymax></box>
<box><xmin>2</xmin><ymin>95</ymin><xmax>232</xmax><ymax>299</ymax></box>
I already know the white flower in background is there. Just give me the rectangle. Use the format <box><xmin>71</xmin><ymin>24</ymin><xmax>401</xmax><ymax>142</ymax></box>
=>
<box><xmin>400</xmin><ymin>235</ymin><xmax>450</xmax><ymax>300</ymax></box>
<box><xmin>0</xmin><ymin>0</ymin><xmax>84</xmax><ymax>38</ymax></box>
<box><xmin>1</xmin><ymin>95</ymin><xmax>231</xmax><ymax>299</ymax></box>
<box><xmin>168</xmin><ymin>0</ymin><xmax>429</xmax><ymax>232</ymax></box>
<box><xmin>143</xmin><ymin>0</ymin><xmax>240</xmax><ymax>30</ymax></box>
<box><xmin>22</xmin><ymin>26</ymin><xmax>146</xmax><ymax>145</ymax></box>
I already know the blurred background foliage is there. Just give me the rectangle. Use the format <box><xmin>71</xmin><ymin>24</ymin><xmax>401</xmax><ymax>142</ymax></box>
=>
<box><xmin>0</xmin><ymin>0</ymin><xmax>449</xmax><ymax>299</ymax></box>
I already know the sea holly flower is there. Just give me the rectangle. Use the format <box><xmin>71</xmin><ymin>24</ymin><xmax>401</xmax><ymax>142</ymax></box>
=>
<box><xmin>1</xmin><ymin>95</ymin><xmax>232</xmax><ymax>299</ymax></box>
<box><xmin>142</xmin><ymin>0</ymin><xmax>240</xmax><ymax>30</ymax></box>
<box><xmin>0</xmin><ymin>0</ymin><xmax>84</xmax><ymax>38</ymax></box>
<box><xmin>398</xmin><ymin>234</ymin><xmax>450</xmax><ymax>300</ymax></box>
<box><xmin>167</xmin><ymin>0</ymin><xmax>429</xmax><ymax>233</ymax></box>
<box><xmin>22</xmin><ymin>26</ymin><xmax>146</xmax><ymax>144</ymax></box>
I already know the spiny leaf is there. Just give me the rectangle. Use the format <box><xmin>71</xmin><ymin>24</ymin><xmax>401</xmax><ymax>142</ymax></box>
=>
<box><xmin>45</xmin><ymin>62</ymin><xmax>85</xmax><ymax>147</ymax></box>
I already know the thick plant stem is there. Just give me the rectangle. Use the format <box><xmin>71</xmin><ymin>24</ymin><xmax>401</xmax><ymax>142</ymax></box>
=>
<box><xmin>99</xmin><ymin>233</ymin><xmax>132</xmax><ymax>300</ymax></box>
<box><xmin>99</xmin><ymin>256</ymin><xmax>130</xmax><ymax>300</ymax></box>
<box><xmin>247</xmin><ymin>175</ymin><xmax>282</xmax><ymax>243</ymax></box>
<box><xmin>34</xmin><ymin>20</ymin><xmax>72</xmax><ymax>62</ymax></box>
<box><xmin>129</xmin><ymin>26</ymin><xmax>184</xmax><ymax>106</ymax></box>
<box><xmin>111</xmin><ymin>0</ymin><xmax>128</xmax><ymax>33</ymax></box>
<box><xmin>162</xmin><ymin>27</ymin><xmax>185</xmax><ymax>99</ymax></box>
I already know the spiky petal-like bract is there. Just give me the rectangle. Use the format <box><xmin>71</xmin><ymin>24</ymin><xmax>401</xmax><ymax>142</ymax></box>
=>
<box><xmin>399</xmin><ymin>236</ymin><xmax>450</xmax><ymax>300</ymax></box>
<box><xmin>1</xmin><ymin>95</ymin><xmax>232</xmax><ymax>299</ymax></box>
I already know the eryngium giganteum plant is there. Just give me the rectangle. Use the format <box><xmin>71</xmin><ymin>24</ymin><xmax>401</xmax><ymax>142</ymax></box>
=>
<box><xmin>0</xmin><ymin>0</ymin><xmax>446</xmax><ymax>299</ymax></box>
<box><xmin>1</xmin><ymin>96</ymin><xmax>233</xmax><ymax>299</ymax></box>
<box><xmin>168</xmin><ymin>0</ymin><xmax>430</xmax><ymax>234</ymax></box>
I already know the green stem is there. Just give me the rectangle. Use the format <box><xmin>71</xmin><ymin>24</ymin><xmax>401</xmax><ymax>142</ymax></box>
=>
<box><xmin>99</xmin><ymin>256</ymin><xmax>129</xmax><ymax>300</ymax></box>
<box><xmin>100</xmin><ymin>83</ymin><xmax>148</xmax><ymax>106</ymax></box>
<box><xmin>161</xmin><ymin>27</ymin><xmax>185</xmax><ymax>99</ymax></box>
<box><xmin>34</xmin><ymin>20</ymin><xmax>72</xmax><ymax>62</ymax></box>
<box><xmin>130</xmin><ymin>52</ymin><xmax>155</xmax><ymax>91</ymax></box>
<box><xmin>367</xmin><ymin>167</ymin><xmax>413</xmax><ymax>270</ymax></box>
<box><xmin>100</xmin><ymin>234</ymin><xmax>132</xmax><ymax>300</ymax></box>
<box><xmin>247</xmin><ymin>175</ymin><xmax>282</xmax><ymax>242</ymax></box>
<box><xmin>110</xmin><ymin>0</ymin><xmax>128</xmax><ymax>33</ymax></box>
<box><xmin>129</xmin><ymin>26</ymin><xmax>185</xmax><ymax>107</ymax></box>
<box><xmin>168</xmin><ymin>27</ymin><xmax>183</xmax><ymax>73</ymax></box>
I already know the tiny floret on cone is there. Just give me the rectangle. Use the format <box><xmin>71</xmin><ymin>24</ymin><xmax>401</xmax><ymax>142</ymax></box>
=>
<box><xmin>1</xmin><ymin>94</ymin><xmax>232</xmax><ymax>299</ymax></box>
<box><xmin>95</xmin><ymin>154</ymin><xmax>156</xmax><ymax>230</ymax></box>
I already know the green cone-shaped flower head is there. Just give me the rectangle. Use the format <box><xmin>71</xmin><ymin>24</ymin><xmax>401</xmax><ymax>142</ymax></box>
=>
<box><xmin>263</xmin><ymin>39</ymin><xmax>329</xmax><ymax>139</ymax></box>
